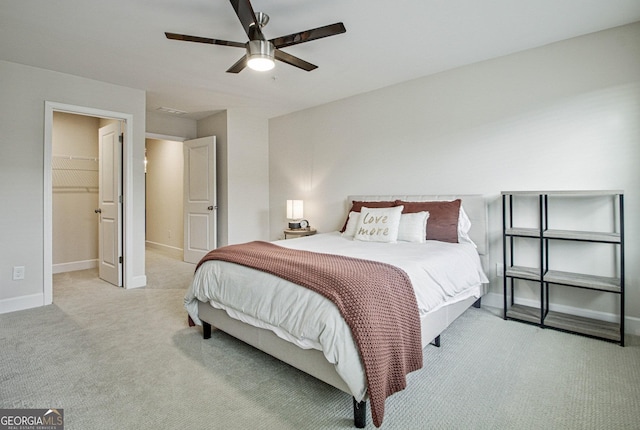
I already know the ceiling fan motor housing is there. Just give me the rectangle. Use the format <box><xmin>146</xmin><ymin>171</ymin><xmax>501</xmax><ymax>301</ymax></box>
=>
<box><xmin>247</xmin><ymin>40</ymin><xmax>275</xmax><ymax>71</ymax></box>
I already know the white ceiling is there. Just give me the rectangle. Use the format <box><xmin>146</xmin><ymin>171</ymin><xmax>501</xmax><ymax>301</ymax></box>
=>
<box><xmin>2</xmin><ymin>1</ymin><xmax>639</xmax><ymax>120</ymax></box>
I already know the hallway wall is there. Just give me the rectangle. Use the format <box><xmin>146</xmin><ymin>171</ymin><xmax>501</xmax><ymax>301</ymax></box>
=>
<box><xmin>145</xmin><ymin>138</ymin><xmax>184</xmax><ymax>252</ymax></box>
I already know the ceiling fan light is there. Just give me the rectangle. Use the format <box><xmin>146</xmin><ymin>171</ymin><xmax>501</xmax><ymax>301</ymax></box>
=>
<box><xmin>247</xmin><ymin>56</ymin><xmax>275</xmax><ymax>71</ymax></box>
<box><xmin>247</xmin><ymin>40</ymin><xmax>275</xmax><ymax>71</ymax></box>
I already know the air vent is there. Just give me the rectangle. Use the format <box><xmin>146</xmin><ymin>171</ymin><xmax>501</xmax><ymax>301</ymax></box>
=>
<box><xmin>156</xmin><ymin>106</ymin><xmax>187</xmax><ymax>115</ymax></box>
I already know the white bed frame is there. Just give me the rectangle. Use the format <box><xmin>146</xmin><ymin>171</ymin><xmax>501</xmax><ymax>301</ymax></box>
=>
<box><xmin>197</xmin><ymin>195</ymin><xmax>488</xmax><ymax>427</ymax></box>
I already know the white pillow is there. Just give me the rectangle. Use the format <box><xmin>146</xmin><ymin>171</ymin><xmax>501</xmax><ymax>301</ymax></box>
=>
<box><xmin>354</xmin><ymin>205</ymin><xmax>404</xmax><ymax>243</ymax></box>
<box><xmin>458</xmin><ymin>207</ymin><xmax>476</xmax><ymax>247</ymax></box>
<box><xmin>342</xmin><ymin>211</ymin><xmax>361</xmax><ymax>237</ymax></box>
<box><xmin>398</xmin><ymin>211</ymin><xmax>430</xmax><ymax>243</ymax></box>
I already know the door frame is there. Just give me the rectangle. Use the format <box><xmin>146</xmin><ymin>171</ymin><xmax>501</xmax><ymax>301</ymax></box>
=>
<box><xmin>44</xmin><ymin>101</ymin><xmax>134</xmax><ymax>304</ymax></box>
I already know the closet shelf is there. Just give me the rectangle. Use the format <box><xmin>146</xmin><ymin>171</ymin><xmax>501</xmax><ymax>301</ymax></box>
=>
<box><xmin>52</xmin><ymin>155</ymin><xmax>98</xmax><ymax>190</ymax></box>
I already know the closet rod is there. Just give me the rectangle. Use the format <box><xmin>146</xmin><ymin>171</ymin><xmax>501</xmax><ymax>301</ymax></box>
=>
<box><xmin>52</xmin><ymin>154</ymin><xmax>98</xmax><ymax>161</ymax></box>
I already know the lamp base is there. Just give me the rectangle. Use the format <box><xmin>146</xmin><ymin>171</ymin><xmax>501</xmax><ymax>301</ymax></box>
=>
<box><xmin>288</xmin><ymin>221</ymin><xmax>302</xmax><ymax>229</ymax></box>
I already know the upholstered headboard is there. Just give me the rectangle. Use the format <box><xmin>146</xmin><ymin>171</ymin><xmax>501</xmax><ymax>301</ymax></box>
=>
<box><xmin>346</xmin><ymin>195</ymin><xmax>488</xmax><ymax>256</ymax></box>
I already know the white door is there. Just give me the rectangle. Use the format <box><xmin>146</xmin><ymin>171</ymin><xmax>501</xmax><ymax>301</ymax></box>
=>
<box><xmin>183</xmin><ymin>136</ymin><xmax>217</xmax><ymax>263</ymax></box>
<box><xmin>98</xmin><ymin>122</ymin><xmax>123</xmax><ymax>286</ymax></box>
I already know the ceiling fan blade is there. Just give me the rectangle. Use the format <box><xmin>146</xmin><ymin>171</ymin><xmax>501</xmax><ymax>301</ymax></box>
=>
<box><xmin>274</xmin><ymin>49</ymin><xmax>317</xmax><ymax>72</ymax></box>
<box><xmin>270</xmin><ymin>22</ymin><xmax>346</xmax><ymax>49</ymax></box>
<box><xmin>226</xmin><ymin>55</ymin><xmax>247</xmax><ymax>73</ymax></box>
<box><xmin>165</xmin><ymin>32</ymin><xmax>245</xmax><ymax>48</ymax></box>
<box><xmin>229</xmin><ymin>0</ymin><xmax>264</xmax><ymax>40</ymax></box>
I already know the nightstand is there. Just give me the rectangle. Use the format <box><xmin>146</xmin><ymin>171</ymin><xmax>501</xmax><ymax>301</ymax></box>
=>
<box><xmin>283</xmin><ymin>228</ymin><xmax>317</xmax><ymax>239</ymax></box>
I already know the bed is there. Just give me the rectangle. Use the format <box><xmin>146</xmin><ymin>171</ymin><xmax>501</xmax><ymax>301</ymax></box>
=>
<box><xmin>184</xmin><ymin>194</ymin><xmax>489</xmax><ymax>427</ymax></box>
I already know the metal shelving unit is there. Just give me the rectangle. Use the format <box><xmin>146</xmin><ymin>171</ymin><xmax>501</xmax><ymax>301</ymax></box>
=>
<box><xmin>502</xmin><ymin>190</ymin><xmax>625</xmax><ymax>346</ymax></box>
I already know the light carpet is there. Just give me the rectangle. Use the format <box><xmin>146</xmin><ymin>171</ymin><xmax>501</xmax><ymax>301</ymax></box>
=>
<box><xmin>1</xmin><ymin>248</ymin><xmax>639</xmax><ymax>429</ymax></box>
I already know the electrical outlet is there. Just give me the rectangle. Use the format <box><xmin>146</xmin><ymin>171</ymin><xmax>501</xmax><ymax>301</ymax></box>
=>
<box><xmin>168</xmin><ymin>229</ymin><xmax>172</xmax><ymax>239</ymax></box>
<box><xmin>496</xmin><ymin>263</ymin><xmax>504</xmax><ymax>277</ymax></box>
<box><xmin>13</xmin><ymin>266</ymin><xmax>25</xmax><ymax>280</ymax></box>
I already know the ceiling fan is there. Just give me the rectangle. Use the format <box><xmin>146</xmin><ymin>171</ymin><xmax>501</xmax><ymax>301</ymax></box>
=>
<box><xmin>165</xmin><ymin>0</ymin><xmax>346</xmax><ymax>73</ymax></box>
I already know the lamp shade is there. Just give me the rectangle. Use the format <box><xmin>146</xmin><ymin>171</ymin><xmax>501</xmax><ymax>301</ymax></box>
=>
<box><xmin>286</xmin><ymin>200</ymin><xmax>304</xmax><ymax>219</ymax></box>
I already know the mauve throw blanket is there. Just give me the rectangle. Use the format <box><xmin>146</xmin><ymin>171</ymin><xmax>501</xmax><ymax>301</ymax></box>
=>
<box><xmin>196</xmin><ymin>241</ymin><xmax>423</xmax><ymax>427</ymax></box>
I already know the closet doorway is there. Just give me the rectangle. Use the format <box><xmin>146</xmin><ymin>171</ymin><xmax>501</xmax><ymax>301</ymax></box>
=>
<box><xmin>44</xmin><ymin>101</ymin><xmax>134</xmax><ymax>306</ymax></box>
<box><xmin>51</xmin><ymin>111</ymin><xmax>123</xmax><ymax>286</ymax></box>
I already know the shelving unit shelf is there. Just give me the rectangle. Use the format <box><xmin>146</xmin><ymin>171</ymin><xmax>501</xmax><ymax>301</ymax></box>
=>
<box><xmin>502</xmin><ymin>190</ymin><xmax>625</xmax><ymax>346</ymax></box>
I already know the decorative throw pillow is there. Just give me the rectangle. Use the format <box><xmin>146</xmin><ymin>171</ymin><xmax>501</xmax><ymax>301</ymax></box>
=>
<box><xmin>342</xmin><ymin>211</ymin><xmax>361</xmax><ymax>237</ymax></box>
<box><xmin>395</xmin><ymin>199</ymin><xmax>462</xmax><ymax>243</ymax></box>
<box><xmin>354</xmin><ymin>206</ymin><xmax>404</xmax><ymax>243</ymax></box>
<box><xmin>340</xmin><ymin>200</ymin><xmax>396</xmax><ymax>232</ymax></box>
<box><xmin>397</xmin><ymin>211</ymin><xmax>430</xmax><ymax>243</ymax></box>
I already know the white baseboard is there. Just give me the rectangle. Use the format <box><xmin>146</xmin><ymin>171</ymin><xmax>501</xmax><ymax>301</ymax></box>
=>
<box><xmin>52</xmin><ymin>259</ymin><xmax>98</xmax><ymax>274</ymax></box>
<box><xmin>480</xmin><ymin>292</ymin><xmax>503</xmax><ymax>310</ymax></box>
<box><xmin>0</xmin><ymin>293</ymin><xmax>44</xmax><ymax>315</ymax></box>
<box><xmin>145</xmin><ymin>240</ymin><xmax>183</xmax><ymax>258</ymax></box>
<box><xmin>628</xmin><ymin>316</ymin><xmax>640</xmax><ymax>337</ymax></box>
<box><xmin>127</xmin><ymin>275</ymin><xmax>147</xmax><ymax>289</ymax></box>
<box><xmin>482</xmin><ymin>292</ymin><xmax>640</xmax><ymax>336</ymax></box>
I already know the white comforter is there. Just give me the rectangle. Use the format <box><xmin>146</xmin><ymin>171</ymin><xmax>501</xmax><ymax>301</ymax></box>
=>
<box><xmin>184</xmin><ymin>232</ymin><xmax>488</xmax><ymax>401</ymax></box>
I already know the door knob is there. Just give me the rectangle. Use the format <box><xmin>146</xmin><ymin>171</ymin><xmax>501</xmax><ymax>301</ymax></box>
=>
<box><xmin>95</xmin><ymin>208</ymin><xmax>102</xmax><ymax>213</ymax></box>
<box><xmin>207</xmin><ymin>206</ymin><xmax>214</xmax><ymax>211</ymax></box>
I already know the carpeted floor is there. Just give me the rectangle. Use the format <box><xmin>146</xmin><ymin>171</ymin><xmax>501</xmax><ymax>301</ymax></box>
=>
<box><xmin>1</xmin><ymin>248</ymin><xmax>639</xmax><ymax>429</ymax></box>
<box><xmin>141</xmin><ymin>245</ymin><xmax>197</xmax><ymax>290</ymax></box>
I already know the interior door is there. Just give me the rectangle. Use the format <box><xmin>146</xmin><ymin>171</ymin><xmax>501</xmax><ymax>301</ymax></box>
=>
<box><xmin>183</xmin><ymin>136</ymin><xmax>217</xmax><ymax>263</ymax></box>
<box><xmin>98</xmin><ymin>122</ymin><xmax>123</xmax><ymax>286</ymax></box>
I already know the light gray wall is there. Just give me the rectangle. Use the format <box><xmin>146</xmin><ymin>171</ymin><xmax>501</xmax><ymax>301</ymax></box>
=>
<box><xmin>269</xmin><ymin>23</ymin><xmax>640</xmax><ymax>329</ymax></box>
<box><xmin>226</xmin><ymin>109</ymin><xmax>270</xmax><ymax>244</ymax></box>
<box><xmin>0</xmin><ymin>60</ymin><xmax>146</xmax><ymax>313</ymax></box>
<box><xmin>146</xmin><ymin>111</ymin><xmax>197</xmax><ymax>140</ymax></box>
<box><xmin>198</xmin><ymin>109</ymin><xmax>269</xmax><ymax>246</ymax></box>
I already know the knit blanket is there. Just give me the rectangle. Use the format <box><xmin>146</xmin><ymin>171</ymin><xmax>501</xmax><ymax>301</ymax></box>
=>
<box><xmin>196</xmin><ymin>241</ymin><xmax>423</xmax><ymax>427</ymax></box>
